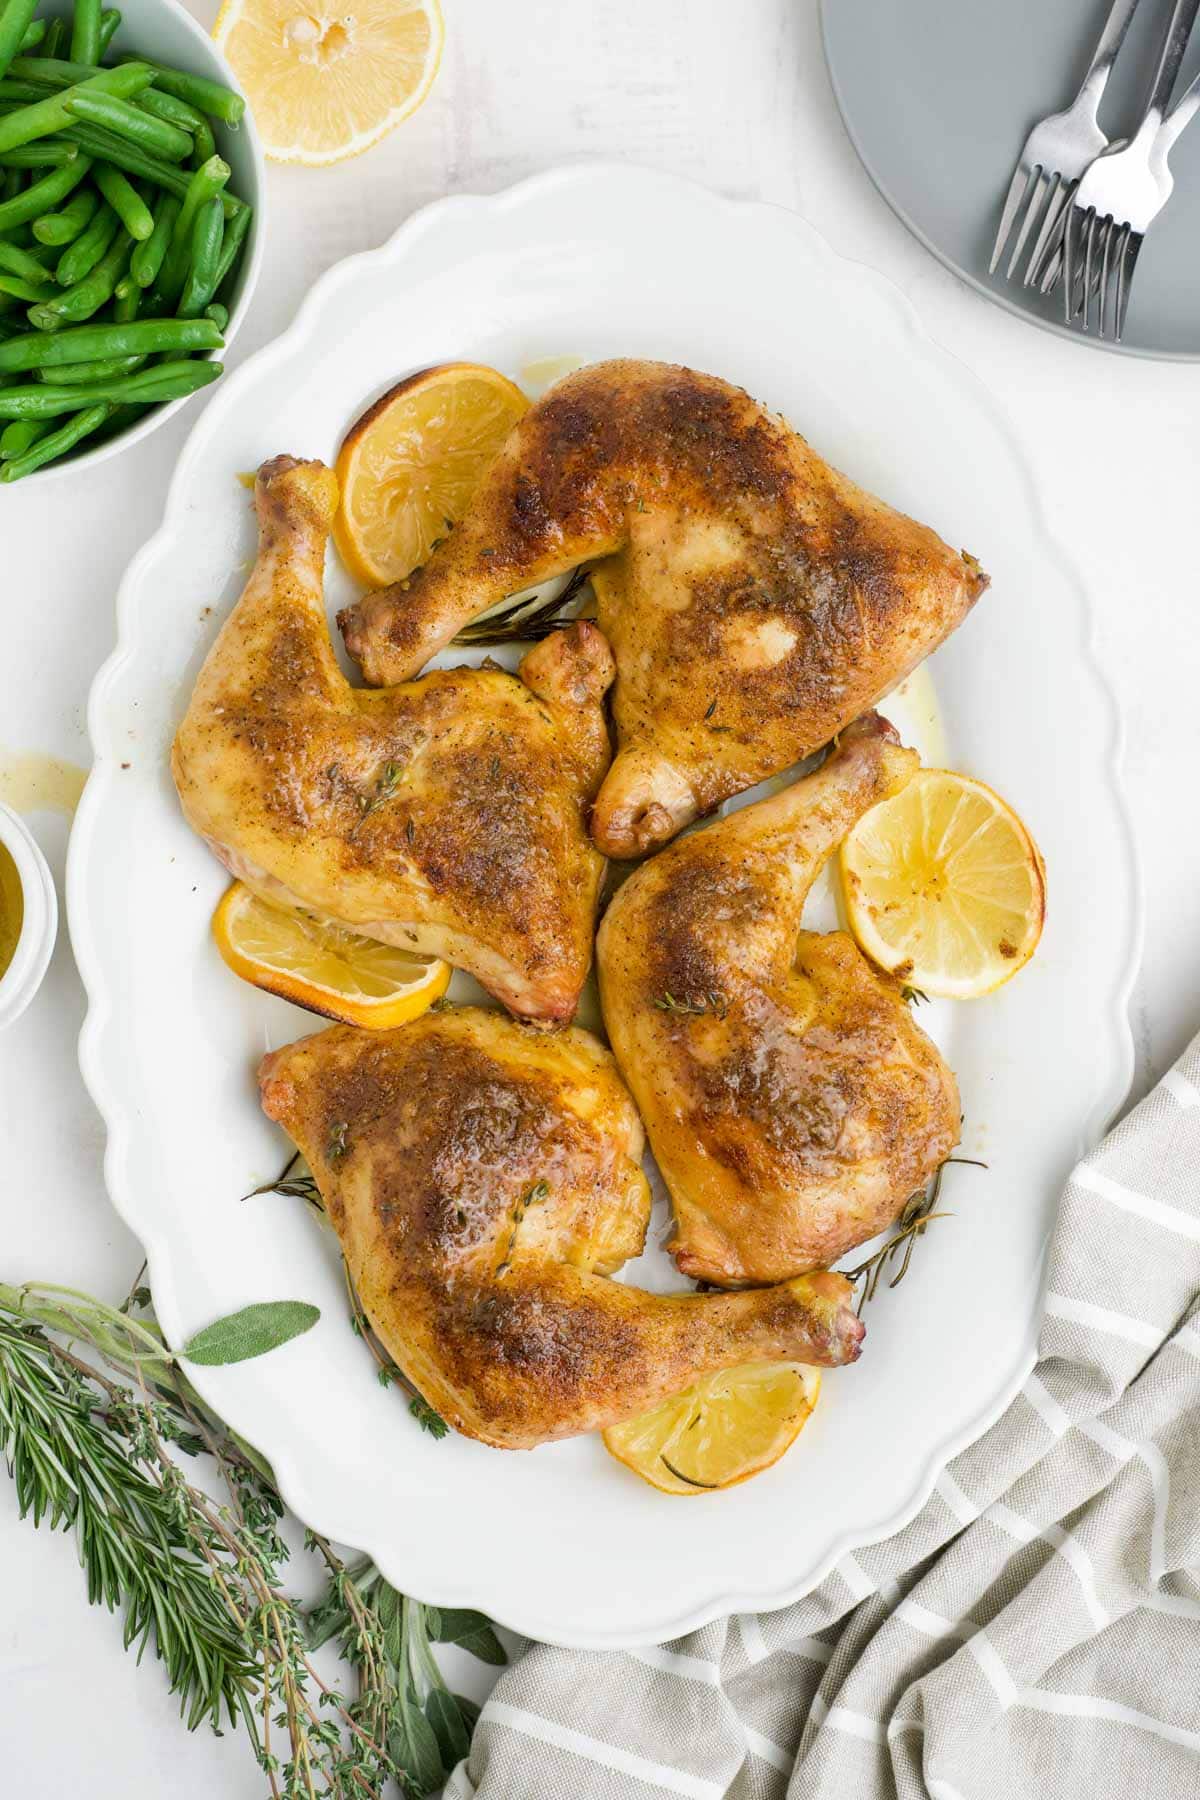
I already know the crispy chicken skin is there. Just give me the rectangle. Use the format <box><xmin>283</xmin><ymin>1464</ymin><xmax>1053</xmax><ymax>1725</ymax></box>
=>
<box><xmin>339</xmin><ymin>359</ymin><xmax>988</xmax><ymax>857</ymax></box>
<box><xmin>172</xmin><ymin>456</ymin><xmax>614</xmax><ymax>1025</ymax></box>
<box><xmin>597</xmin><ymin>714</ymin><xmax>961</xmax><ymax>1286</ymax></box>
<box><xmin>258</xmin><ymin>1008</ymin><xmax>865</xmax><ymax>1449</ymax></box>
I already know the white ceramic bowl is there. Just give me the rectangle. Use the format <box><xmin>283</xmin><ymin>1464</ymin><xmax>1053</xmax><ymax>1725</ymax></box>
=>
<box><xmin>17</xmin><ymin>0</ymin><xmax>265</xmax><ymax>483</ymax></box>
<box><xmin>0</xmin><ymin>803</ymin><xmax>58</xmax><ymax>1029</ymax></box>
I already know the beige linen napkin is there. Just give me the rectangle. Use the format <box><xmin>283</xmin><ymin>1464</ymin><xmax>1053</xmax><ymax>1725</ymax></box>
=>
<box><xmin>446</xmin><ymin>1035</ymin><xmax>1200</xmax><ymax>1799</ymax></box>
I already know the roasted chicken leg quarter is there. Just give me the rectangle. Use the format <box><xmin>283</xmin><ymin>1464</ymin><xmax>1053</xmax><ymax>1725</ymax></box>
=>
<box><xmin>259</xmin><ymin>1008</ymin><xmax>865</xmax><ymax>1449</ymax></box>
<box><xmin>597</xmin><ymin>714</ymin><xmax>961</xmax><ymax>1286</ymax></box>
<box><xmin>339</xmin><ymin>359</ymin><xmax>989</xmax><ymax>857</ymax></box>
<box><xmin>172</xmin><ymin>456</ymin><xmax>613</xmax><ymax>1025</ymax></box>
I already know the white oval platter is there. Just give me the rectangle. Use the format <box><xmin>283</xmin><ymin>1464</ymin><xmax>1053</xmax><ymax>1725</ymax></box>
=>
<box><xmin>67</xmin><ymin>164</ymin><xmax>1140</xmax><ymax>1650</ymax></box>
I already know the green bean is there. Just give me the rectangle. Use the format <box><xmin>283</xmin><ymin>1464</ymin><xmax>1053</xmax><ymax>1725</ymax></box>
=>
<box><xmin>1</xmin><ymin>398</ymin><xmax>107</xmax><ymax>477</ymax></box>
<box><xmin>112</xmin><ymin>268</ymin><xmax>136</xmax><ymax>320</ymax></box>
<box><xmin>0</xmin><ymin>312</ymin><xmax>221</xmax><ymax>368</ymax></box>
<box><xmin>0</xmin><ymin>232</ymin><xmax>50</xmax><ymax>282</ymax></box>
<box><xmin>56</xmin><ymin>121</ymin><xmax>243</xmax><ymax>219</ymax></box>
<box><xmin>0</xmin><ymin>76</ymin><xmax>45</xmax><ymax>99</ymax></box>
<box><xmin>55</xmin><ymin>196</ymin><xmax>116</xmax><ymax>282</ymax></box>
<box><xmin>130</xmin><ymin>58</ymin><xmax>244</xmax><ymax>125</ymax></box>
<box><xmin>0</xmin><ymin>412</ymin><xmax>45</xmax><ymax>453</ymax></box>
<box><xmin>70</xmin><ymin>0</ymin><xmax>102</xmax><ymax>66</ymax></box>
<box><xmin>137</xmin><ymin>86</ymin><xmax>211</xmax><ymax>162</ymax></box>
<box><xmin>42</xmin><ymin>17</ymin><xmax>64</xmax><ymax>58</ymax></box>
<box><xmin>0</xmin><ymin>61</ymin><xmax>151</xmax><ymax>153</ymax></box>
<box><xmin>17</xmin><ymin>17</ymin><xmax>44</xmax><ymax>53</ymax></box>
<box><xmin>0</xmin><ymin>151</ymin><xmax>89</xmax><ymax>228</ymax></box>
<box><xmin>37</xmin><ymin>351</ymin><xmax>141</xmax><ymax>379</ymax></box>
<box><xmin>0</xmin><ymin>267</ymin><xmax>52</xmax><ymax>300</ymax></box>
<box><xmin>94</xmin><ymin>161</ymin><xmax>151</xmax><ymax>237</ymax></box>
<box><xmin>177</xmin><ymin>191</ymin><xmax>221</xmax><ymax>317</ymax></box>
<box><xmin>98</xmin><ymin>8</ymin><xmax>120</xmax><ymax>54</ymax></box>
<box><xmin>0</xmin><ymin>0</ymin><xmax>38</xmax><ymax>84</ymax></box>
<box><xmin>129</xmin><ymin>187</ymin><xmax>173</xmax><ymax>284</ymax></box>
<box><xmin>0</xmin><ymin>355</ymin><xmax>221</xmax><ymax>414</ymax></box>
<box><xmin>203</xmin><ymin>300</ymin><xmax>226</xmax><ymax>332</ymax></box>
<box><xmin>0</xmin><ymin>141</ymin><xmax>79</xmax><ymax>166</ymax></box>
<box><xmin>31</xmin><ymin>182</ymin><xmax>96</xmax><ymax>243</ymax></box>
<box><xmin>212</xmin><ymin>196</ymin><xmax>249</xmax><ymax>295</ymax></box>
<box><xmin>66</xmin><ymin>86</ymin><xmax>191</xmax><ymax>159</ymax></box>
<box><xmin>31</xmin><ymin>223</ymin><xmax>129</xmax><ymax>325</ymax></box>
<box><xmin>10</xmin><ymin>54</ymin><xmax>104</xmax><ymax>83</ymax></box>
<box><xmin>0</xmin><ymin>163</ymin><xmax>20</xmax><ymax>201</ymax></box>
<box><xmin>158</xmin><ymin>152</ymin><xmax>226</xmax><ymax>300</ymax></box>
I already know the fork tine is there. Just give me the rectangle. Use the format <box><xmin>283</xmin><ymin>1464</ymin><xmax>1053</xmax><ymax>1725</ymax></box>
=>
<box><xmin>1116</xmin><ymin>227</ymin><xmax>1142</xmax><ymax>342</ymax></box>
<box><xmin>1063</xmin><ymin>203</ymin><xmax>1082</xmax><ymax>321</ymax></box>
<box><xmin>1081</xmin><ymin>208</ymin><xmax>1099</xmax><ymax>331</ymax></box>
<box><xmin>1006</xmin><ymin>168</ymin><xmax>1047</xmax><ymax>279</ymax></box>
<box><xmin>990</xmin><ymin>163</ymin><xmax>1035</xmax><ymax>274</ymax></box>
<box><xmin>1024</xmin><ymin>172</ymin><xmax>1068</xmax><ymax>287</ymax></box>
<box><xmin>1098</xmin><ymin>217</ymin><xmax>1117</xmax><ymax>340</ymax></box>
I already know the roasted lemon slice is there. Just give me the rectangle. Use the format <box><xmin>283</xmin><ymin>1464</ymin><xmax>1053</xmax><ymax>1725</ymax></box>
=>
<box><xmin>334</xmin><ymin>363</ymin><xmax>529</xmax><ymax>588</ymax></box>
<box><xmin>603</xmin><ymin>1363</ymin><xmax>821</xmax><ymax>1495</ymax></box>
<box><xmin>839</xmin><ymin>769</ymin><xmax>1045</xmax><ymax>999</ymax></box>
<box><xmin>212</xmin><ymin>883</ymin><xmax>449</xmax><ymax>1028</ymax></box>
<box><xmin>213</xmin><ymin>0</ymin><xmax>444</xmax><ymax>166</ymax></box>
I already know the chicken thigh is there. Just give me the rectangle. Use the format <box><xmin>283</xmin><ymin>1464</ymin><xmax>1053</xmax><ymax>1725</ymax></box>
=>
<box><xmin>339</xmin><ymin>359</ymin><xmax>988</xmax><ymax>857</ymax></box>
<box><xmin>173</xmin><ymin>456</ymin><xmax>613</xmax><ymax>1025</ymax></box>
<box><xmin>258</xmin><ymin>1008</ymin><xmax>865</xmax><ymax>1449</ymax></box>
<box><xmin>597</xmin><ymin>714</ymin><xmax>961</xmax><ymax>1286</ymax></box>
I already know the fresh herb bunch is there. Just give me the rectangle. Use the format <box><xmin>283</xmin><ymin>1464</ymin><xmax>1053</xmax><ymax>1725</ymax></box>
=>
<box><xmin>0</xmin><ymin>1277</ymin><xmax>501</xmax><ymax>1797</ymax></box>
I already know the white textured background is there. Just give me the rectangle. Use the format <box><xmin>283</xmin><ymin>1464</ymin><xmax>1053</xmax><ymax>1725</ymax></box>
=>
<box><xmin>2</xmin><ymin>0</ymin><xmax>1198</xmax><ymax>1791</ymax></box>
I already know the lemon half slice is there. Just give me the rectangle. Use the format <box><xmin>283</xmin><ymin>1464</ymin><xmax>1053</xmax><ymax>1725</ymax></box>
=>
<box><xmin>334</xmin><ymin>362</ymin><xmax>529</xmax><ymax>588</ymax></box>
<box><xmin>839</xmin><ymin>769</ymin><xmax>1045</xmax><ymax>999</ymax></box>
<box><xmin>213</xmin><ymin>0</ymin><xmax>444</xmax><ymax>167</ymax></box>
<box><xmin>603</xmin><ymin>1363</ymin><xmax>821</xmax><ymax>1496</ymax></box>
<box><xmin>212</xmin><ymin>882</ymin><xmax>449</xmax><ymax>1028</ymax></box>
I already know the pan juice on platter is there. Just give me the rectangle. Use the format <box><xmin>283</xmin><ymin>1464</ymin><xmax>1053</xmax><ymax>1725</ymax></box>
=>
<box><xmin>0</xmin><ymin>841</ymin><xmax>23</xmax><ymax>982</ymax></box>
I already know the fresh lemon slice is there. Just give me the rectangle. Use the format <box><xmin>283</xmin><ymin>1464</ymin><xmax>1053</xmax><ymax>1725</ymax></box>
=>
<box><xmin>213</xmin><ymin>0</ymin><xmax>444</xmax><ymax>167</ymax></box>
<box><xmin>839</xmin><ymin>769</ymin><xmax>1046</xmax><ymax>999</ymax></box>
<box><xmin>603</xmin><ymin>1363</ymin><xmax>821</xmax><ymax>1496</ymax></box>
<box><xmin>334</xmin><ymin>363</ymin><xmax>529</xmax><ymax>588</ymax></box>
<box><xmin>212</xmin><ymin>882</ymin><xmax>450</xmax><ymax>1027</ymax></box>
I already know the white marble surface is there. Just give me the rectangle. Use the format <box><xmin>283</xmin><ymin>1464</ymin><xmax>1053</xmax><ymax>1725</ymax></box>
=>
<box><xmin>1</xmin><ymin>0</ymin><xmax>1197</xmax><ymax>1791</ymax></box>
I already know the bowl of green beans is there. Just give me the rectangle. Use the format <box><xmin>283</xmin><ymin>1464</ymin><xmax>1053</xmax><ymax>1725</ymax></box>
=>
<box><xmin>0</xmin><ymin>0</ymin><xmax>263</xmax><ymax>481</ymax></box>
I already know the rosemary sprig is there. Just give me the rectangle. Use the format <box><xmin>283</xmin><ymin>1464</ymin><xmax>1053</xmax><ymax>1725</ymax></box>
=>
<box><xmin>0</xmin><ymin>1278</ymin><xmax>501</xmax><ymax>1797</ymax></box>
<box><xmin>451</xmin><ymin>565</ymin><xmax>592</xmax><ymax>646</ymax></box>
<box><xmin>841</xmin><ymin>1155</ymin><xmax>987</xmax><ymax>1315</ymax></box>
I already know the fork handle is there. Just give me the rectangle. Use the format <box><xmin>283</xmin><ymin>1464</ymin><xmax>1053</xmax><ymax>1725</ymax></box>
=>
<box><xmin>1076</xmin><ymin>0</ymin><xmax>1145</xmax><ymax>109</ymax></box>
<box><xmin>1157</xmin><ymin>66</ymin><xmax>1200</xmax><ymax>153</ymax></box>
<box><xmin>1138</xmin><ymin>0</ymin><xmax>1200</xmax><ymax>134</ymax></box>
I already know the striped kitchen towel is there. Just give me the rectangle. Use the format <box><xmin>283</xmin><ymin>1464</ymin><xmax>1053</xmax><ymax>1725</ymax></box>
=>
<box><xmin>446</xmin><ymin>1035</ymin><xmax>1200</xmax><ymax>1799</ymax></box>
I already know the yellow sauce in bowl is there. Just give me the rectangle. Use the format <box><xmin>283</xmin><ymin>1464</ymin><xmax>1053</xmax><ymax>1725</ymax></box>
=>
<box><xmin>0</xmin><ymin>839</ymin><xmax>23</xmax><ymax>982</ymax></box>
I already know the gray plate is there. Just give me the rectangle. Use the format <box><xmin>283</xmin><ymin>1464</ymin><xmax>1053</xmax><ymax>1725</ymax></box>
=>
<box><xmin>821</xmin><ymin>0</ymin><xmax>1200</xmax><ymax>359</ymax></box>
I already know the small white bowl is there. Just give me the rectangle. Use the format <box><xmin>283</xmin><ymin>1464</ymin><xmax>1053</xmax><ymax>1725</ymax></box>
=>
<box><xmin>0</xmin><ymin>804</ymin><xmax>58</xmax><ymax>1029</ymax></box>
<box><xmin>18</xmin><ymin>0</ymin><xmax>266</xmax><ymax>484</ymax></box>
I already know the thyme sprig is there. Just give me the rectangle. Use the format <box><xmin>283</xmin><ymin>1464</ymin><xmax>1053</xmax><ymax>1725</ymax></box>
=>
<box><xmin>0</xmin><ymin>1278</ymin><xmax>500</xmax><ymax>1797</ymax></box>
<box><xmin>451</xmin><ymin>565</ymin><xmax>592</xmax><ymax>646</ymax></box>
<box><xmin>654</xmin><ymin>990</ymin><xmax>728</xmax><ymax>1019</ymax></box>
<box><xmin>841</xmin><ymin>1156</ymin><xmax>987</xmax><ymax>1315</ymax></box>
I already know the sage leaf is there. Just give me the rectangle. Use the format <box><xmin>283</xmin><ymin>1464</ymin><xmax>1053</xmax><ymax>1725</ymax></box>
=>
<box><xmin>455</xmin><ymin>1693</ymin><xmax>482</xmax><ymax>1735</ymax></box>
<box><xmin>430</xmin><ymin>1607</ymin><xmax>507</xmax><ymax>1666</ymax></box>
<box><xmin>389</xmin><ymin>1693</ymin><xmax>445</xmax><ymax>1796</ymax></box>
<box><xmin>426</xmin><ymin>1687</ymin><xmax>471</xmax><ymax>1767</ymax></box>
<box><xmin>181</xmin><ymin>1301</ymin><xmax>320</xmax><ymax>1366</ymax></box>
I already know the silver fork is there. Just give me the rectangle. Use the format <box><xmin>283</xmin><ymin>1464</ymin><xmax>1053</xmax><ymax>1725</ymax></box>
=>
<box><xmin>1057</xmin><ymin>0</ymin><xmax>1200</xmax><ymax>337</ymax></box>
<box><xmin>989</xmin><ymin>0</ymin><xmax>1144</xmax><ymax>284</ymax></box>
